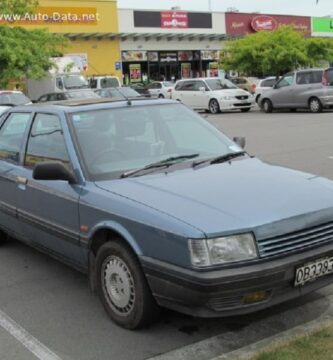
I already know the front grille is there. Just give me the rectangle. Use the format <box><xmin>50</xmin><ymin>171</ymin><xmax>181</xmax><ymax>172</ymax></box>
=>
<box><xmin>235</xmin><ymin>95</ymin><xmax>249</xmax><ymax>100</ymax></box>
<box><xmin>234</xmin><ymin>103</ymin><xmax>251</xmax><ymax>107</ymax></box>
<box><xmin>258</xmin><ymin>222</ymin><xmax>333</xmax><ymax>258</ymax></box>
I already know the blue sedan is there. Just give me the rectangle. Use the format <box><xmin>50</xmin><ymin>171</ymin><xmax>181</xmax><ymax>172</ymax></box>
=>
<box><xmin>0</xmin><ymin>98</ymin><xmax>332</xmax><ymax>329</ymax></box>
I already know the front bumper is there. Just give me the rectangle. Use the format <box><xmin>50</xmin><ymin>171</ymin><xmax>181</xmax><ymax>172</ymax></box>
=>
<box><xmin>140</xmin><ymin>243</ymin><xmax>333</xmax><ymax>317</ymax></box>
<box><xmin>218</xmin><ymin>98</ymin><xmax>255</xmax><ymax>111</ymax></box>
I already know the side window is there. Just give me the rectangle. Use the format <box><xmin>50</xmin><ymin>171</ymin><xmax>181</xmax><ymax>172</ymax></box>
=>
<box><xmin>38</xmin><ymin>95</ymin><xmax>48</xmax><ymax>102</ymax></box>
<box><xmin>276</xmin><ymin>73</ymin><xmax>294</xmax><ymax>88</ymax></box>
<box><xmin>296</xmin><ymin>72</ymin><xmax>312</xmax><ymax>85</ymax></box>
<box><xmin>181</xmin><ymin>81</ymin><xmax>195</xmax><ymax>91</ymax></box>
<box><xmin>156</xmin><ymin>83</ymin><xmax>162</xmax><ymax>89</ymax></box>
<box><xmin>261</xmin><ymin>79</ymin><xmax>276</xmax><ymax>87</ymax></box>
<box><xmin>24</xmin><ymin>114</ymin><xmax>70</xmax><ymax>168</ymax></box>
<box><xmin>194</xmin><ymin>81</ymin><xmax>208</xmax><ymax>91</ymax></box>
<box><xmin>328</xmin><ymin>69</ymin><xmax>333</xmax><ymax>86</ymax></box>
<box><xmin>0</xmin><ymin>113</ymin><xmax>31</xmax><ymax>164</ymax></box>
<box><xmin>311</xmin><ymin>71</ymin><xmax>323</xmax><ymax>84</ymax></box>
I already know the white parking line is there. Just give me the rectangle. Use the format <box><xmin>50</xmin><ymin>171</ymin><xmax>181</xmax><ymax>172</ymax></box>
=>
<box><xmin>0</xmin><ymin>309</ymin><xmax>62</xmax><ymax>360</ymax></box>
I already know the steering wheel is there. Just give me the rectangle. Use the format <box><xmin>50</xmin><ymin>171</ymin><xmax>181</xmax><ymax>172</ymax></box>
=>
<box><xmin>89</xmin><ymin>148</ymin><xmax>127</xmax><ymax>165</ymax></box>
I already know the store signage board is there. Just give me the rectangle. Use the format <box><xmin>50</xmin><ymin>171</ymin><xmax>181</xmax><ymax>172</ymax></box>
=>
<box><xmin>161</xmin><ymin>11</ymin><xmax>188</xmax><ymax>28</ymax></box>
<box><xmin>312</xmin><ymin>17</ymin><xmax>333</xmax><ymax>34</ymax></box>
<box><xmin>251</xmin><ymin>15</ymin><xmax>278</xmax><ymax>32</ymax></box>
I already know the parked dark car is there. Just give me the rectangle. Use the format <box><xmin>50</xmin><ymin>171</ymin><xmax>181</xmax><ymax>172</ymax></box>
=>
<box><xmin>0</xmin><ymin>91</ymin><xmax>32</xmax><ymax>106</ymax></box>
<box><xmin>95</xmin><ymin>87</ymin><xmax>142</xmax><ymax>98</ymax></box>
<box><xmin>36</xmin><ymin>89</ymin><xmax>100</xmax><ymax>103</ymax></box>
<box><xmin>0</xmin><ymin>98</ymin><xmax>332</xmax><ymax>329</ymax></box>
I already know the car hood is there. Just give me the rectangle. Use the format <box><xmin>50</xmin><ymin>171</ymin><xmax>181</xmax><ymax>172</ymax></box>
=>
<box><xmin>96</xmin><ymin>158</ymin><xmax>333</xmax><ymax>238</ymax></box>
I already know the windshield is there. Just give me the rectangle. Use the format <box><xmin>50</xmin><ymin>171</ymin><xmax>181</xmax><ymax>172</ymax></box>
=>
<box><xmin>0</xmin><ymin>92</ymin><xmax>31</xmax><ymax>105</ymax></box>
<box><xmin>63</xmin><ymin>75</ymin><xmax>89</xmax><ymax>89</ymax></box>
<box><xmin>206</xmin><ymin>79</ymin><xmax>238</xmax><ymax>90</ymax></box>
<box><xmin>70</xmin><ymin>104</ymin><xmax>242</xmax><ymax>180</ymax></box>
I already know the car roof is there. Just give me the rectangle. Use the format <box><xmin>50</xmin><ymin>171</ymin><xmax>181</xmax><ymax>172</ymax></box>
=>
<box><xmin>12</xmin><ymin>98</ymin><xmax>177</xmax><ymax>114</ymax></box>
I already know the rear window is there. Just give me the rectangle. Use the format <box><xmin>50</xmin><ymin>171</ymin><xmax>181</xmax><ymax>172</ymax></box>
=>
<box><xmin>0</xmin><ymin>92</ymin><xmax>30</xmax><ymax>106</ymax></box>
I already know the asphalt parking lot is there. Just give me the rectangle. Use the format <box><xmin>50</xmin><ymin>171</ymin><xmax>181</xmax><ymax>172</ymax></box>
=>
<box><xmin>0</xmin><ymin>109</ymin><xmax>333</xmax><ymax>360</ymax></box>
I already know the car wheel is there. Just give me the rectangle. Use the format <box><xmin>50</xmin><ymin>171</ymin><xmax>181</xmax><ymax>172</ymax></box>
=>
<box><xmin>262</xmin><ymin>99</ymin><xmax>273</xmax><ymax>113</ymax></box>
<box><xmin>309</xmin><ymin>97</ymin><xmax>323</xmax><ymax>113</ymax></box>
<box><xmin>209</xmin><ymin>99</ymin><xmax>220</xmax><ymax>114</ymax></box>
<box><xmin>96</xmin><ymin>241</ymin><xmax>159</xmax><ymax>329</ymax></box>
<box><xmin>240</xmin><ymin>108</ymin><xmax>251</xmax><ymax>113</ymax></box>
<box><xmin>158</xmin><ymin>94</ymin><xmax>165</xmax><ymax>99</ymax></box>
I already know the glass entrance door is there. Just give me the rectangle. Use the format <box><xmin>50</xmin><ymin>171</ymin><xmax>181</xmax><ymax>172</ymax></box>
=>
<box><xmin>159</xmin><ymin>63</ymin><xmax>179</xmax><ymax>81</ymax></box>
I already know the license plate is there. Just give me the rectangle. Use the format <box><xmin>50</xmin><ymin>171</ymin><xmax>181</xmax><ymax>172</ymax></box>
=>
<box><xmin>294</xmin><ymin>256</ymin><xmax>333</xmax><ymax>286</ymax></box>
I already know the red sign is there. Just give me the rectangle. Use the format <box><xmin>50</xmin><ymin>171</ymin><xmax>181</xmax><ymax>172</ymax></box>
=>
<box><xmin>226</xmin><ymin>13</ymin><xmax>311</xmax><ymax>36</ymax></box>
<box><xmin>161</xmin><ymin>11</ymin><xmax>188</xmax><ymax>29</ymax></box>
<box><xmin>251</xmin><ymin>15</ymin><xmax>278</xmax><ymax>32</ymax></box>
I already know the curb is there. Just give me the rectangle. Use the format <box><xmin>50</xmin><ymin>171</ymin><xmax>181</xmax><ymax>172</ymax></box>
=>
<box><xmin>211</xmin><ymin>315</ymin><xmax>333</xmax><ymax>360</ymax></box>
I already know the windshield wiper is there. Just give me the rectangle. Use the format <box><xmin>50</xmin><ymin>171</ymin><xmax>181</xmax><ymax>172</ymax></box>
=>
<box><xmin>192</xmin><ymin>151</ymin><xmax>246</xmax><ymax>168</ymax></box>
<box><xmin>121</xmin><ymin>154</ymin><xmax>200</xmax><ymax>178</ymax></box>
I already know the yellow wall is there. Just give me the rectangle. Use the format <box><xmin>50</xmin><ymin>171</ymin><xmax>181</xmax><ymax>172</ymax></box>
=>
<box><xmin>69</xmin><ymin>39</ymin><xmax>122</xmax><ymax>77</ymax></box>
<box><xmin>6</xmin><ymin>0</ymin><xmax>121</xmax><ymax>79</ymax></box>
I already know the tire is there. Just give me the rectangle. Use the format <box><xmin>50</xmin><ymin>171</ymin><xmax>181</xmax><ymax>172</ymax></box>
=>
<box><xmin>158</xmin><ymin>94</ymin><xmax>165</xmax><ymax>99</ymax></box>
<box><xmin>240</xmin><ymin>108</ymin><xmax>251</xmax><ymax>113</ymax></box>
<box><xmin>209</xmin><ymin>99</ymin><xmax>220</xmax><ymax>114</ymax></box>
<box><xmin>262</xmin><ymin>99</ymin><xmax>273</xmax><ymax>113</ymax></box>
<box><xmin>309</xmin><ymin>97</ymin><xmax>323</xmax><ymax>113</ymax></box>
<box><xmin>96</xmin><ymin>241</ymin><xmax>159</xmax><ymax>329</ymax></box>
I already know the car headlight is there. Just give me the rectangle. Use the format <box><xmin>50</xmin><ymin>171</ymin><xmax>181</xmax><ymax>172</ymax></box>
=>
<box><xmin>221</xmin><ymin>96</ymin><xmax>233</xmax><ymax>100</ymax></box>
<box><xmin>189</xmin><ymin>233</ymin><xmax>258</xmax><ymax>267</ymax></box>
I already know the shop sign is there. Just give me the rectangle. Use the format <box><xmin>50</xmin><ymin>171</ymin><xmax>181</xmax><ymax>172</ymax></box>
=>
<box><xmin>181</xmin><ymin>63</ymin><xmax>191</xmax><ymax>79</ymax></box>
<box><xmin>122</xmin><ymin>51</ymin><xmax>147</xmax><ymax>62</ymax></box>
<box><xmin>129</xmin><ymin>64</ymin><xmax>142</xmax><ymax>83</ymax></box>
<box><xmin>312</xmin><ymin>17</ymin><xmax>333</xmax><ymax>34</ymax></box>
<box><xmin>161</xmin><ymin>11</ymin><xmax>188</xmax><ymax>29</ymax></box>
<box><xmin>225</xmin><ymin>13</ymin><xmax>311</xmax><ymax>35</ymax></box>
<box><xmin>148</xmin><ymin>52</ymin><xmax>159</xmax><ymax>62</ymax></box>
<box><xmin>201</xmin><ymin>50</ymin><xmax>220</xmax><ymax>61</ymax></box>
<box><xmin>251</xmin><ymin>15</ymin><xmax>278</xmax><ymax>32</ymax></box>
<box><xmin>160</xmin><ymin>52</ymin><xmax>178</xmax><ymax>62</ymax></box>
<box><xmin>178</xmin><ymin>51</ymin><xmax>193</xmax><ymax>61</ymax></box>
<box><xmin>0</xmin><ymin>7</ymin><xmax>99</xmax><ymax>26</ymax></box>
<box><xmin>209</xmin><ymin>62</ymin><xmax>219</xmax><ymax>77</ymax></box>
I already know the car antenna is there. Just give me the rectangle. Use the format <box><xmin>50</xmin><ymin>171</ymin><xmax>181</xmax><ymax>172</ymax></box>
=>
<box><xmin>117</xmin><ymin>88</ymin><xmax>132</xmax><ymax>106</ymax></box>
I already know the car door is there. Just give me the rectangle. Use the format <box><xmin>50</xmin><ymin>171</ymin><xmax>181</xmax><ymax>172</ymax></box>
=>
<box><xmin>270</xmin><ymin>73</ymin><xmax>295</xmax><ymax>108</ymax></box>
<box><xmin>193</xmin><ymin>80</ymin><xmax>210</xmax><ymax>108</ymax></box>
<box><xmin>12</xmin><ymin>112</ymin><xmax>84</xmax><ymax>266</ymax></box>
<box><xmin>178</xmin><ymin>81</ymin><xmax>196</xmax><ymax>107</ymax></box>
<box><xmin>0</xmin><ymin>111</ymin><xmax>32</xmax><ymax>236</ymax></box>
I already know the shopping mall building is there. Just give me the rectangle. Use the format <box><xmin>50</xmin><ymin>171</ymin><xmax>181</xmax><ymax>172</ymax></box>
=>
<box><xmin>4</xmin><ymin>0</ymin><xmax>333</xmax><ymax>83</ymax></box>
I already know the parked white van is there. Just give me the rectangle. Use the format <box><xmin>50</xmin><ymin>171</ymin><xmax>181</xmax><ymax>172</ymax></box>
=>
<box><xmin>88</xmin><ymin>76</ymin><xmax>121</xmax><ymax>89</ymax></box>
<box><xmin>172</xmin><ymin>78</ymin><xmax>255</xmax><ymax>114</ymax></box>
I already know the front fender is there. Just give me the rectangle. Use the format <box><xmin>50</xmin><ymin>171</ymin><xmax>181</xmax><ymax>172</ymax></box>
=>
<box><xmin>85</xmin><ymin>220</ymin><xmax>143</xmax><ymax>255</ymax></box>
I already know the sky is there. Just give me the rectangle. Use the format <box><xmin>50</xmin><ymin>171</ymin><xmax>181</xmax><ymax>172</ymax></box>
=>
<box><xmin>117</xmin><ymin>0</ymin><xmax>333</xmax><ymax>17</ymax></box>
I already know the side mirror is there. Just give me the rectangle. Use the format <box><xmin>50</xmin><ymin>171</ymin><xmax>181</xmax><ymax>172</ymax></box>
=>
<box><xmin>33</xmin><ymin>161</ymin><xmax>76</xmax><ymax>183</ymax></box>
<box><xmin>199</xmin><ymin>87</ymin><xmax>206</xmax><ymax>93</ymax></box>
<box><xmin>233</xmin><ymin>136</ymin><xmax>246</xmax><ymax>149</ymax></box>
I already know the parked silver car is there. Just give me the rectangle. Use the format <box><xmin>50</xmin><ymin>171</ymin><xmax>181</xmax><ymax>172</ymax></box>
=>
<box><xmin>259</xmin><ymin>68</ymin><xmax>333</xmax><ymax>113</ymax></box>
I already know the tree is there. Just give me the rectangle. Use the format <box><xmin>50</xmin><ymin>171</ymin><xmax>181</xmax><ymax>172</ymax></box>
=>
<box><xmin>0</xmin><ymin>0</ymin><xmax>68</xmax><ymax>88</ymax></box>
<box><xmin>221</xmin><ymin>26</ymin><xmax>333</xmax><ymax>77</ymax></box>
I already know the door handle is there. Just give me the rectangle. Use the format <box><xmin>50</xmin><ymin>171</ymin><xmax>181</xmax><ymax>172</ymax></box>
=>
<box><xmin>16</xmin><ymin>176</ymin><xmax>28</xmax><ymax>185</ymax></box>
